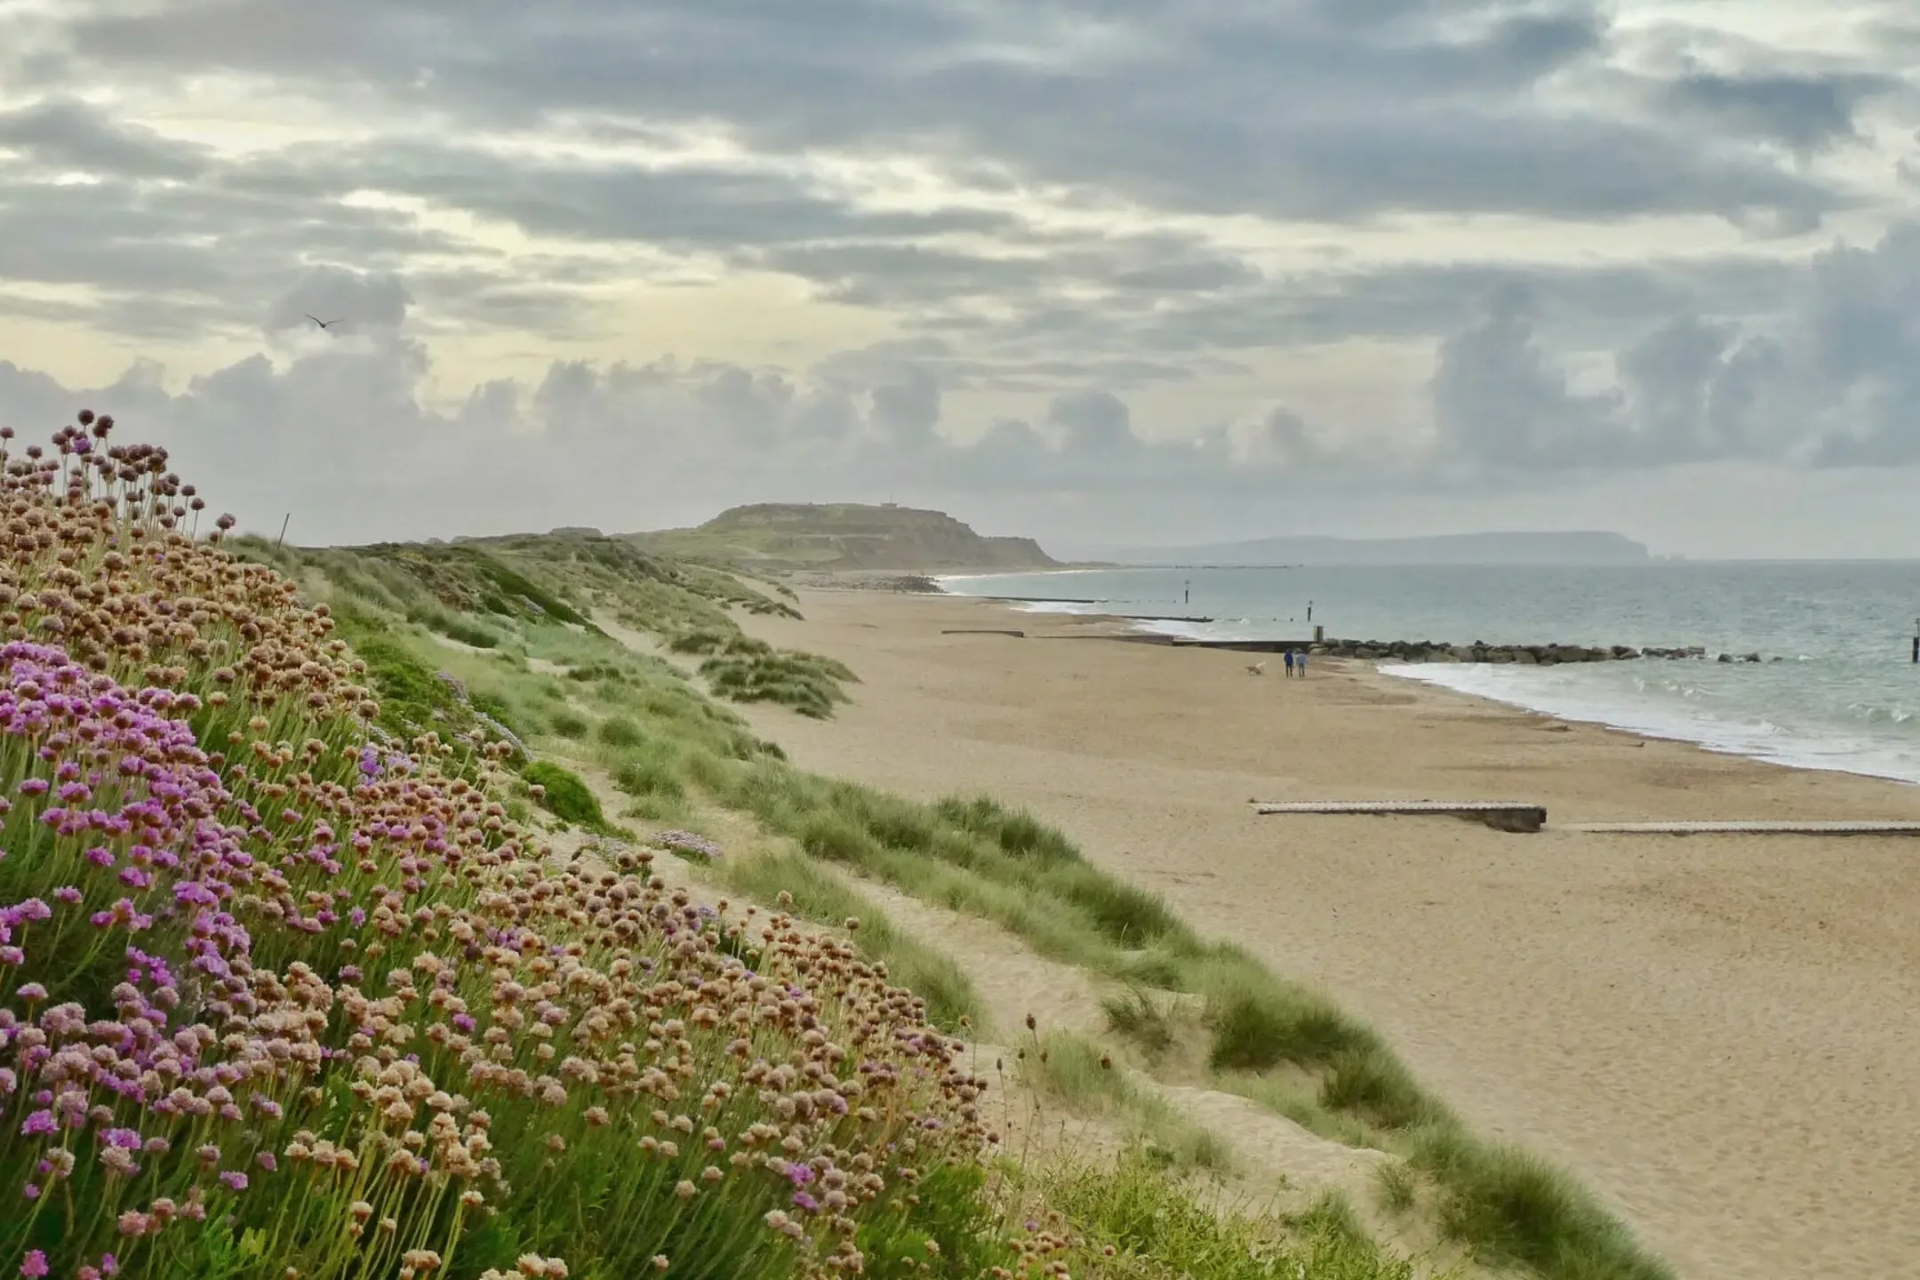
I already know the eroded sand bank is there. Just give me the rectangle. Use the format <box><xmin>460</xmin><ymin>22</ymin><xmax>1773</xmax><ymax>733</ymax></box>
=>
<box><xmin>726</xmin><ymin>587</ymin><xmax>1920</xmax><ymax>1280</ymax></box>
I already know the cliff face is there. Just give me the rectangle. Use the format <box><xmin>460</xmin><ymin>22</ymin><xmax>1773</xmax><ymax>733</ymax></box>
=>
<box><xmin>631</xmin><ymin>503</ymin><xmax>1060</xmax><ymax>570</ymax></box>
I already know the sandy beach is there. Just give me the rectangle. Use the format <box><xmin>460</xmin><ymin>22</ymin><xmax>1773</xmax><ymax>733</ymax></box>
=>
<box><xmin>729</xmin><ymin>586</ymin><xmax>1920</xmax><ymax>1280</ymax></box>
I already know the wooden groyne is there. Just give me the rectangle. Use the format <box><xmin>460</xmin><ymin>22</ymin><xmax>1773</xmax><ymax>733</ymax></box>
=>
<box><xmin>1254</xmin><ymin>799</ymin><xmax>1547</xmax><ymax>833</ymax></box>
<box><xmin>976</xmin><ymin>594</ymin><xmax>1111</xmax><ymax>603</ymax></box>
<box><xmin>1250</xmin><ymin>804</ymin><xmax>1920</xmax><ymax>838</ymax></box>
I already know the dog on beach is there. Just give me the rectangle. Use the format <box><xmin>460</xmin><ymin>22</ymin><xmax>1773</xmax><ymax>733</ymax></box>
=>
<box><xmin>1246</xmin><ymin>661</ymin><xmax>1266</xmax><ymax>675</ymax></box>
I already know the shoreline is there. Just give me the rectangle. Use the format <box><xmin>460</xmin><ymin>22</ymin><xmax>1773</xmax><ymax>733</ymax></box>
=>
<box><xmin>731</xmin><ymin>582</ymin><xmax>1920</xmax><ymax>1279</ymax></box>
<box><xmin>924</xmin><ymin>572</ymin><xmax>1920</xmax><ymax>791</ymax></box>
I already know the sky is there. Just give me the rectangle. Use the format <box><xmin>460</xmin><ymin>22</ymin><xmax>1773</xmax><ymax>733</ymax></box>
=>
<box><xmin>0</xmin><ymin>0</ymin><xmax>1917</xmax><ymax>559</ymax></box>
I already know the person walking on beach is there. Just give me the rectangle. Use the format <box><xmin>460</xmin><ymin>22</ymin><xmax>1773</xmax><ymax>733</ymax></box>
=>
<box><xmin>1295</xmin><ymin>649</ymin><xmax>1308</xmax><ymax>679</ymax></box>
<box><xmin>1283</xmin><ymin>648</ymin><xmax>1295</xmax><ymax>678</ymax></box>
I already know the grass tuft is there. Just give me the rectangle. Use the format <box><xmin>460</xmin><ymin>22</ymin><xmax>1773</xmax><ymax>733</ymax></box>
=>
<box><xmin>1414</xmin><ymin>1129</ymin><xmax>1673</xmax><ymax>1279</ymax></box>
<box><xmin>520</xmin><ymin>760</ymin><xmax>608</xmax><ymax>828</ymax></box>
<box><xmin>1374</xmin><ymin>1162</ymin><xmax>1419</xmax><ymax>1215</ymax></box>
<box><xmin>1028</xmin><ymin>1149</ymin><xmax>1422</xmax><ymax>1279</ymax></box>
<box><xmin>1103</xmin><ymin>987</ymin><xmax>1177</xmax><ymax>1058</ymax></box>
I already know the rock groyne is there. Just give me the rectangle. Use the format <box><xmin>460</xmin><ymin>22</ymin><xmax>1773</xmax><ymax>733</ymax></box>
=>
<box><xmin>1311</xmin><ymin>640</ymin><xmax>1774</xmax><ymax>665</ymax></box>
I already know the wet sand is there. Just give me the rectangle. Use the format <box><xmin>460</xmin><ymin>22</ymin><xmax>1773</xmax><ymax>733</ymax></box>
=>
<box><xmin>731</xmin><ymin>587</ymin><xmax>1920</xmax><ymax>1280</ymax></box>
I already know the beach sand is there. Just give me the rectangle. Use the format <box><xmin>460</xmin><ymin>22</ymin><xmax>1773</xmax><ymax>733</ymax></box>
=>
<box><xmin>728</xmin><ymin>586</ymin><xmax>1920</xmax><ymax>1280</ymax></box>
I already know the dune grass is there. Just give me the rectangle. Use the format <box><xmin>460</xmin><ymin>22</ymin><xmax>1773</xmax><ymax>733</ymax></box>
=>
<box><xmin>698</xmin><ymin>772</ymin><xmax>1672</xmax><ymax>1280</ymax></box>
<box><xmin>1025</xmin><ymin>1150</ymin><xmax>1426</xmax><ymax>1280</ymax></box>
<box><xmin>250</xmin><ymin>528</ymin><xmax>1673</xmax><ymax>1280</ymax></box>
<box><xmin>1020</xmin><ymin>1030</ymin><xmax>1234</xmax><ymax>1176</ymax></box>
<box><xmin>1102</xmin><ymin>987</ymin><xmax>1179</xmax><ymax>1059</ymax></box>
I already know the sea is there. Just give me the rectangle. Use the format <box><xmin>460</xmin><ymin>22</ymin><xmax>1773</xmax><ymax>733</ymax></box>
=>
<box><xmin>936</xmin><ymin>562</ymin><xmax>1920</xmax><ymax>786</ymax></box>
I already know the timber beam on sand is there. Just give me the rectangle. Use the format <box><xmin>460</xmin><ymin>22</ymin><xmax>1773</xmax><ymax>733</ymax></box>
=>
<box><xmin>940</xmin><ymin>628</ymin><xmax>1027</xmax><ymax>637</ymax></box>
<box><xmin>976</xmin><ymin>594</ymin><xmax>1112</xmax><ymax>603</ymax></box>
<box><xmin>1564</xmin><ymin>820</ymin><xmax>1920</xmax><ymax>836</ymax></box>
<box><xmin>1252</xmin><ymin>799</ymin><xmax>1548</xmax><ymax>834</ymax></box>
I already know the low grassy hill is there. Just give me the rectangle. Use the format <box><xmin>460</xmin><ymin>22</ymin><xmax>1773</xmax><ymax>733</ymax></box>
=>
<box><xmin>630</xmin><ymin>501</ymin><xmax>1059</xmax><ymax>570</ymax></box>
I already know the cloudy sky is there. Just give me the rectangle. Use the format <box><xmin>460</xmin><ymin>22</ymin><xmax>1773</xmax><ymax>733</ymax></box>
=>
<box><xmin>1</xmin><ymin>0</ymin><xmax>1917</xmax><ymax>557</ymax></box>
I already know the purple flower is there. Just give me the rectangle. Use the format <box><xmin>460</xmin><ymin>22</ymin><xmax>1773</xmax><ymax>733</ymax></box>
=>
<box><xmin>20</xmin><ymin>1250</ymin><xmax>48</xmax><ymax>1278</ymax></box>
<box><xmin>791</xmin><ymin>1191</ymin><xmax>819</xmax><ymax>1214</ymax></box>
<box><xmin>19</xmin><ymin>1110</ymin><xmax>55</xmax><ymax>1136</ymax></box>
<box><xmin>219</xmin><ymin>1171</ymin><xmax>247</xmax><ymax>1192</ymax></box>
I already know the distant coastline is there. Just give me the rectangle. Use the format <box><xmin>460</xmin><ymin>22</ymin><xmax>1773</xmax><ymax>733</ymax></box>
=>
<box><xmin>1108</xmin><ymin>529</ymin><xmax>1654</xmax><ymax>567</ymax></box>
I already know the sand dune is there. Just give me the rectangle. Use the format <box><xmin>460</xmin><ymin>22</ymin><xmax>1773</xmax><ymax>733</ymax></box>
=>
<box><xmin>727</xmin><ymin>587</ymin><xmax>1920</xmax><ymax>1280</ymax></box>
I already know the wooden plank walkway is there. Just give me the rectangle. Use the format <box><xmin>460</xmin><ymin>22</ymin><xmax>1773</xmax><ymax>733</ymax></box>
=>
<box><xmin>1252</xmin><ymin>799</ymin><xmax>1547</xmax><ymax>833</ymax></box>
<box><xmin>1563</xmin><ymin>821</ymin><xmax>1920</xmax><ymax>837</ymax></box>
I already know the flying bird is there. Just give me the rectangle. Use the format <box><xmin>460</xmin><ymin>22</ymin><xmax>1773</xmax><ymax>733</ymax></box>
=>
<box><xmin>304</xmin><ymin>313</ymin><xmax>343</xmax><ymax>330</ymax></box>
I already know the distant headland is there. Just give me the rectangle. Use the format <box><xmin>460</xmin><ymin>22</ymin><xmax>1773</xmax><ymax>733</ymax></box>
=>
<box><xmin>625</xmin><ymin>502</ymin><xmax>1060</xmax><ymax>571</ymax></box>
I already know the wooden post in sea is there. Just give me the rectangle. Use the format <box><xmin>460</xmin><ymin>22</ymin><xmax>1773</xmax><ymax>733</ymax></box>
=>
<box><xmin>1912</xmin><ymin>617</ymin><xmax>1918</xmax><ymax>664</ymax></box>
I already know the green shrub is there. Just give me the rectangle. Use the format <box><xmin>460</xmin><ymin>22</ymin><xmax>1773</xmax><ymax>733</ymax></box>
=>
<box><xmin>598</xmin><ymin>715</ymin><xmax>646</xmax><ymax>747</ymax></box>
<box><xmin>934</xmin><ymin>794</ymin><xmax>1081</xmax><ymax>867</ymax></box>
<box><xmin>1318</xmin><ymin>1047</ymin><xmax>1442</xmax><ymax>1131</ymax></box>
<box><xmin>521</xmin><ymin>761</ymin><xmax>606</xmax><ymax>827</ymax></box>
<box><xmin>1414</xmin><ymin>1128</ymin><xmax>1672</xmax><ymax>1279</ymax></box>
<box><xmin>1202</xmin><ymin>970</ymin><xmax>1368</xmax><ymax>1072</ymax></box>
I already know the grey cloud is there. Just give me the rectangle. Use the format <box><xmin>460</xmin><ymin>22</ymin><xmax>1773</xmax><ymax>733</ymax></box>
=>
<box><xmin>1657</xmin><ymin>67</ymin><xmax>1904</xmax><ymax>152</ymax></box>
<box><xmin>1430</xmin><ymin>282</ymin><xmax>1625</xmax><ymax>472</ymax></box>
<box><xmin>1048</xmin><ymin>390</ymin><xmax>1138</xmax><ymax>462</ymax></box>
<box><xmin>0</xmin><ymin>98</ymin><xmax>211</xmax><ymax>180</ymax></box>
<box><xmin>1424</xmin><ymin>220</ymin><xmax>1920</xmax><ymax>472</ymax></box>
<box><xmin>248</xmin><ymin>140</ymin><xmax>1022</xmax><ymax>249</ymax></box>
<box><xmin>268</xmin><ymin>267</ymin><xmax>412</xmax><ymax>334</ymax></box>
<box><xmin>0</xmin><ymin>221</ymin><xmax>1916</xmax><ymax>551</ymax></box>
<box><xmin>53</xmin><ymin>0</ymin><xmax>1859</xmax><ymax>227</ymax></box>
<box><xmin>2</xmin><ymin>0</ymin><xmax>1905</xmax><ymax>377</ymax></box>
<box><xmin>0</xmin><ymin>159</ymin><xmax>589</xmax><ymax>339</ymax></box>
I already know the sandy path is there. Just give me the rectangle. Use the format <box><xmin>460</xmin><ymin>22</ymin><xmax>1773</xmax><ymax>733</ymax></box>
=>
<box><xmin>723</xmin><ymin>588</ymin><xmax>1920</xmax><ymax>1280</ymax></box>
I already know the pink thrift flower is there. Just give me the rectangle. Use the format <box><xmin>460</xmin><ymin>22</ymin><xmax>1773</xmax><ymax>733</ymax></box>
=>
<box><xmin>20</xmin><ymin>1251</ymin><xmax>48</xmax><ymax>1278</ymax></box>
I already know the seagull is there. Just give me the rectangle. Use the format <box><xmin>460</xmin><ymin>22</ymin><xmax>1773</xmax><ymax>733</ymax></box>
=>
<box><xmin>304</xmin><ymin>313</ymin><xmax>343</xmax><ymax>331</ymax></box>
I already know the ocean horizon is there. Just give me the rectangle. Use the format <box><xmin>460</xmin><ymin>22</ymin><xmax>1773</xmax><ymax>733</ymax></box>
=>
<box><xmin>937</xmin><ymin>561</ymin><xmax>1920</xmax><ymax>786</ymax></box>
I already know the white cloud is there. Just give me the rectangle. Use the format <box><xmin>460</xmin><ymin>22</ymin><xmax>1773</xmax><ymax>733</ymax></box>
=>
<box><xmin>0</xmin><ymin>0</ymin><xmax>1917</xmax><ymax>553</ymax></box>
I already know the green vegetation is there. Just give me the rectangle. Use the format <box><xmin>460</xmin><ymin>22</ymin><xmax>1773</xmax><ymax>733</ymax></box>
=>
<box><xmin>1026</xmin><ymin>1152</ymin><xmax>1426</xmax><ymax>1279</ymax></box>
<box><xmin>1019</xmin><ymin>1030</ymin><xmax>1233</xmax><ymax>1175</ymax></box>
<box><xmin>0</xmin><ymin>420</ymin><xmax>1030</xmax><ymax>1280</ymax></box>
<box><xmin>228</xmin><ymin>513</ymin><xmax>1668</xmax><ymax>1280</ymax></box>
<box><xmin>520</xmin><ymin>759</ymin><xmax>609</xmax><ymax>828</ymax></box>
